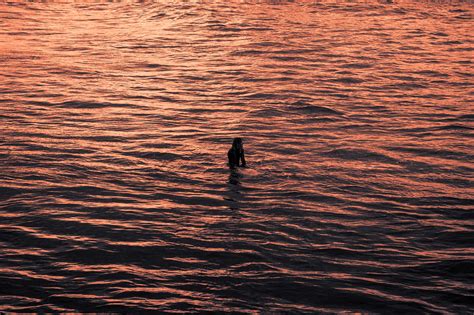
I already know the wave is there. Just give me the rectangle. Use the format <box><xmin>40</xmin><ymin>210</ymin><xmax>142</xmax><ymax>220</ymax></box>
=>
<box><xmin>1</xmin><ymin>0</ymin><xmax>473</xmax><ymax>313</ymax></box>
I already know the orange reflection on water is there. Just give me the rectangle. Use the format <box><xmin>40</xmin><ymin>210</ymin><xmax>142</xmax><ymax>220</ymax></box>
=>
<box><xmin>0</xmin><ymin>1</ymin><xmax>473</xmax><ymax>312</ymax></box>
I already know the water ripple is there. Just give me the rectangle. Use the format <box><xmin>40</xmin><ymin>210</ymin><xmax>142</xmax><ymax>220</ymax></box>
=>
<box><xmin>1</xmin><ymin>0</ymin><xmax>473</xmax><ymax>313</ymax></box>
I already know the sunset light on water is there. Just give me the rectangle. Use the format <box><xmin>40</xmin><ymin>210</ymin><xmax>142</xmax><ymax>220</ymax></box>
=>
<box><xmin>0</xmin><ymin>0</ymin><xmax>473</xmax><ymax>312</ymax></box>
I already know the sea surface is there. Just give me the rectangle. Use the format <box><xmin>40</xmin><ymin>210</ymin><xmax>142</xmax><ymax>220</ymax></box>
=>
<box><xmin>1</xmin><ymin>0</ymin><xmax>473</xmax><ymax>313</ymax></box>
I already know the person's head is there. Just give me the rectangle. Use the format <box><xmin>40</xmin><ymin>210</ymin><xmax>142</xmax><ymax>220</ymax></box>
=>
<box><xmin>232</xmin><ymin>137</ymin><xmax>243</xmax><ymax>150</ymax></box>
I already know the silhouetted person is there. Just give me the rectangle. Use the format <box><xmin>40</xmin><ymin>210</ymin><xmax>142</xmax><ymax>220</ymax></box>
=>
<box><xmin>228</xmin><ymin>138</ymin><xmax>246</xmax><ymax>168</ymax></box>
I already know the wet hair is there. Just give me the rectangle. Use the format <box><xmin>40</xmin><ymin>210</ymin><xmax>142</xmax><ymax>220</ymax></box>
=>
<box><xmin>232</xmin><ymin>138</ymin><xmax>243</xmax><ymax>150</ymax></box>
<box><xmin>228</xmin><ymin>137</ymin><xmax>246</xmax><ymax>167</ymax></box>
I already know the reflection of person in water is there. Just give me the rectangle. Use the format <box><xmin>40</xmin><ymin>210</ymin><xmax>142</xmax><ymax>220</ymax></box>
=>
<box><xmin>227</xmin><ymin>161</ymin><xmax>242</xmax><ymax>210</ymax></box>
<box><xmin>228</xmin><ymin>138</ymin><xmax>246</xmax><ymax>168</ymax></box>
<box><xmin>228</xmin><ymin>168</ymin><xmax>241</xmax><ymax>186</ymax></box>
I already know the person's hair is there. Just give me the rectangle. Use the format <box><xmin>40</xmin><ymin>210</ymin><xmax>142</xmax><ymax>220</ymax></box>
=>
<box><xmin>232</xmin><ymin>138</ymin><xmax>242</xmax><ymax>149</ymax></box>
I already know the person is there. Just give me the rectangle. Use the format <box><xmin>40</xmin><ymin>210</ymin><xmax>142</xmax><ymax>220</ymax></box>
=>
<box><xmin>228</xmin><ymin>138</ymin><xmax>246</xmax><ymax>167</ymax></box>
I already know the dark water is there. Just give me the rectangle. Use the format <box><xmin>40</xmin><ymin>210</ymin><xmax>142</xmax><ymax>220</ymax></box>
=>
<box><xmin>1</xmin><ymin>0</ymin><xmax>473</xmax><ymax>313</ymax></box>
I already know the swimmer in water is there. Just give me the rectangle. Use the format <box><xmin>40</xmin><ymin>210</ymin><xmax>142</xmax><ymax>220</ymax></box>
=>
<box><xmin>228</xmin><ymin>137</ymin><xmax>246</xmax><ymax>168</ymax></box>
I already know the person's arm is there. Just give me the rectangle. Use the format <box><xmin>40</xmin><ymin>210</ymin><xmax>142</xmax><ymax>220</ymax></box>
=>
<box><xmin>241</xmin><ymin>149</ymin><xmax>246</xmax><ymax>167</ymax></box>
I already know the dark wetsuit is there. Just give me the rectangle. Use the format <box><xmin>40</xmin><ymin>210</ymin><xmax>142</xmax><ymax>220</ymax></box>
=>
<box><xmin>228</xmin><ymin>147</ymin><xmax>246</xmax><ymax>167</ymax></box>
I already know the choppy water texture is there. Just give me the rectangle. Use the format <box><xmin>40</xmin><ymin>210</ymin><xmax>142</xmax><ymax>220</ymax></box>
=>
<box><xmin>1</xmin><ymin>0</ymin><xmax>473</xmax><ymax>313</ymax></box>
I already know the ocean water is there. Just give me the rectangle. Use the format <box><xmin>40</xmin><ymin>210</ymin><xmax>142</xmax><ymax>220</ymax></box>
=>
<box><xmin>0</xmin><ymin>0</ymin><xmax>473</xmax><ymax>313</ymax></box>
